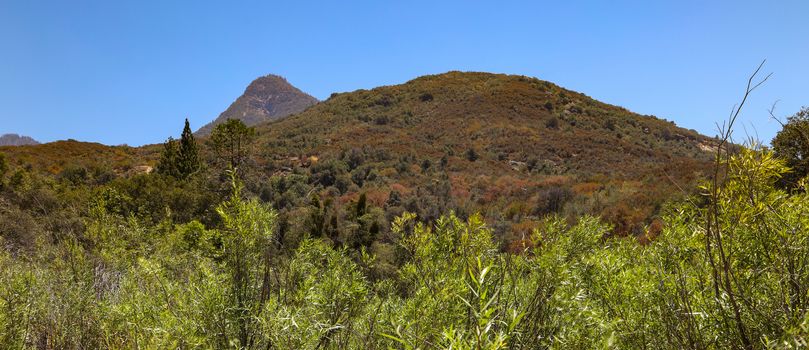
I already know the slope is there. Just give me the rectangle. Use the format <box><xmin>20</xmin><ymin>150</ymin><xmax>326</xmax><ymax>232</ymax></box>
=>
<box><xmin>196</xmin><ymin>75</ymin><xmax>318</xmax><ymax>135</ymax></box>
<box><xmin>253</xmin><ymin>71</ymin><xmax>715</xmax><ymax>238</ymax></box>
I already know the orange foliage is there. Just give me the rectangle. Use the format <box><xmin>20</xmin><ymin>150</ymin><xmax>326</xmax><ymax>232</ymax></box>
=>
<box><xmin>389</xmin><ymin>183</ymin><xmax>412</xmax><ymax>196</ymax></box>
<box><xmin>538</xmin><ymin>175</ymin><xmax>570</xmax><ymax>187</ymax></box>
<box><xmin>638</xmin><ymin>218</ymin><xmax>663</xmax><ymax>245</ymax></box>
<box><xmin>572</xmin><ymin>182</ymin><xmax>603</xmax><ymax>195</ymax></box>
<box><xmin>365</xmin><ymin>189</ymin><xmax>389</xmax><ymax>207</ymax></box>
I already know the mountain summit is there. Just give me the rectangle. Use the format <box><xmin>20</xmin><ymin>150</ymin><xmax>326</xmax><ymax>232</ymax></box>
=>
<box><xmin>196</xmin><ymin>75</ymin><xmax>318</xmax><ymax>135</ymax></box>
<box><xmin>0</xmin><ymin>133</ymin><xmax>39</xmax><ymax>146</ymax></box>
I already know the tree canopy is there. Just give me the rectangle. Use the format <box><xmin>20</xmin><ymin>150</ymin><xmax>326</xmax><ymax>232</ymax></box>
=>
<box><xmin>772</xmin><ymin>106</ymin><xmax>809</xmax><ymax>189</ymax></box>
<box><xmin>156</xmin><ymin>119</ymin><xmax>202</xmax><ymax>179</ymax></box>
<box><xmin>208</xmin><ymin>118</ymin><xmax>256</xmax><ymax>170</ymax></box>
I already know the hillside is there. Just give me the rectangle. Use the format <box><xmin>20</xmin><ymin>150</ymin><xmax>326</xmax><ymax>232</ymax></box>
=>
<box><xmin>0</xmin><ymin>140</ymin><xmax>150</xmax><ymax>176</ymax></box>
<box><xmin>0</xmin><ymin>133</ymin><xmax>39</xmax><ymax>146</ymax></box>
<box><xmin>7</xmin><ymin>72</ymin><xmax>800</xmax><ymax>349</ymax></box>
<box><xmin>196</xmin><ymin>75</ymin><xmax>318</xmax><ymax>135</ymax></box>
<box><xmin>253</xmin><ymin>71</ymin><xmax>715</xmax><ymax>237</ymax></box>
<box><xmin>0</xmin><ymin>72</ymin><xmax>716</xmax><ymax>240</ymax></box>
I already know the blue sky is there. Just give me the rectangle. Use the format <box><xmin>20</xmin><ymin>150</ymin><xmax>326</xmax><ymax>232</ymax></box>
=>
<box><xmin>1</xmin><ymin>1</ymin><xmax>807</xmax><ymax>146</ymax></box>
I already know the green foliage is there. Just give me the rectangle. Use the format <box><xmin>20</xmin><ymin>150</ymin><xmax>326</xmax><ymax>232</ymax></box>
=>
<box><xmin>156</xmin><ymin>136</ymin><xmax>181</xmax><ymax>178</ymax></box>
<box><xmin>772</xmin><ymin>106</ymin><xmax>809</xmax><ymax>189</ymax></box>
<box><xmin>156</xmin><ymin>119</ymin><xmax>202</xmax><ymax>180</ymax></box>
<box><xmin>215</xmin><ymin>170</ymin><xmax>277</xmax><ymax>347</ymax></box>
<box><xmin>178</xmin><ymin>118</ymin><xmax>202</xmax><ymax>178</ymax></box>
<box><xmin>209</xmin><ymin>118</ymin><xmax>257</xmax><ymax>169</ymax></box>
<box><xmin>108</xmin><ymin>172</ymin><xmax>221</xmax><ymax>225</ymax></box>
<box><xmin>1</xmin><ymin>146</ymin><xmax>808</xmax><ymax>349</ymax></box>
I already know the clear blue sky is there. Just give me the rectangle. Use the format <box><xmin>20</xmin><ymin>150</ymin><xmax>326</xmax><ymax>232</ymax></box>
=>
<box><xmin>1</xmin><ymin>1</ymin><xmax>807</xmax><ymax>146</ymax></box>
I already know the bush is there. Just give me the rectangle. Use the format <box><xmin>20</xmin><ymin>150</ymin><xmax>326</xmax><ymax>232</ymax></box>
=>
<box><xmin>465</xmin><ymin>148</ymin><xmax>479</xmax><ymax>162</ymax></box>
<box><xmin>545</xmin><ymin>116</ymin><xmax>559</xmax><ymax>129</ymax></box>
<box><xmin>534</xmin><ymin>186</ymin><xmax>573</xmax><ymax>215</ymax></box>
<box><xmin>0</xmin><ymin>145</ymin><xmax>807</xmax><ymax>349</ymax></box>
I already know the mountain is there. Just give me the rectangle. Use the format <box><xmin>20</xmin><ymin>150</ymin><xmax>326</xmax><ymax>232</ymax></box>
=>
<box><xmin>252</xmin><ymin>71</ymin><xmax>715</xmax><ymax>237</ymax></box>
<box><xmin>0</xmin><ymin>71</ymin><xmax>716</xmax><ymax>239</ymax></box>
<box><xmin>196</xmin><ymin>75</ymin><xmax>318</xmax><ymax>135</ymax></box>
<box><xmin>0</xmin><ymin>133</ymin><xmax>39</xmax><ymax>146</ymax></box>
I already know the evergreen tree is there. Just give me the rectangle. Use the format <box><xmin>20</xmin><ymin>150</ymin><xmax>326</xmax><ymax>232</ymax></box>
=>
<box><xmin>177</xmin><ymin>118</ymin><xmax>201</xmax><ymax>178</ymax></box>
<box><xmin>156</xmin><ymin>137</ymin><xmax>180</xmax><ymax>178</ymax></box>
<box><xmin>355</xmin><ymin>192</ymin><xmax>367</xmax><ymax>218</ymax></box>
<box><xmin>156</xmin><ymin>119</ymin><xmax>202</xmax><ymax>180</ymax></box>
<box><xmin>209</xmin><ymin>119</ymin><xmax>256</xmax><ymax>169</ymax></box>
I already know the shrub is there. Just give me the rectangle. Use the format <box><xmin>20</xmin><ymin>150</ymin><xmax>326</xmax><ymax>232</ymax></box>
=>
<box><xmin>465</xmin><ymin>148</ymin><xmax>479</xmax><ymax>162</ymax></box>
<box><xmin>545</xmin><ymin>116</ymin><xmax>559</xmax><ymax>129</ymax></box>
<box><xmin>534</xmin><ymin>186</ymin><xmax>573</xmax><ymax>215</ymax></box>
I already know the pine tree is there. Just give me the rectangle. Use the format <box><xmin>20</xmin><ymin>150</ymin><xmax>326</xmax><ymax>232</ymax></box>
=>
<box><xmin>209</xmin><ymin>119</ymin><xmax>256</xmax><ymax>169</ymax></box>
<box><xmin>156</xmin><ymin>137</ymin><xmax>181</xmax><ymax>178</ymax></box>
<box><xmin>355</xmin><ymin>192</ymin><xmax>367</xmax><ymax>217</ymax></box>
<box><xmin>177</xmin><ymin>118</ymin><xmax>201</xmax><ymax>178</ymax></box>
<box><xmin>156</xmin><ymin>119</ymin><xmax>202</xmax><ymax>180</ymax></box>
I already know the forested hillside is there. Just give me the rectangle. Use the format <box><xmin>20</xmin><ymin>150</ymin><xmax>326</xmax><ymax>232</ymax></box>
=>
<box><xmin>252</xmin><ymin>71</ymin><xmax>715</xmax><ymax>242</ymax></box>
<box><xmin>1</xmin><ymin>72</ymin><xmax>807</xmax><ymax>349</ymax></box>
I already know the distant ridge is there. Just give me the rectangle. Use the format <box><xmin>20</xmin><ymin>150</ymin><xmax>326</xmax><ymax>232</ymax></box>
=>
<box><xmin>0</xmin><ymin>133</ymin><xmax>39</xmax><ymax>146</ymax></box>
<box><xmin>196</xmin><ymin>75</ymin><xmax>318</xmax><ymax>135</ymax></box>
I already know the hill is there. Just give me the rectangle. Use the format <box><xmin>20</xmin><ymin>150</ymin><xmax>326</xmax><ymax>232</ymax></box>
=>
<box><xmin>196</xmin><ymin>75</ymin><xmax>318</xmax><ymax>135</ymax></box>
<box><xmin>0</xmin><ymin>139</ymin><xmax>151</xmax><ymax>176</ymax></box>
<box><xmin>0</xmin><ymin>72</ymin><xmax>803</xmax><ymax>349</ymax></box>
<box><xmin>0</xmin><ymin>133</ymin><xmax>39</xmax><ymax>146</ymax></box>
<box><xmin>253</xmin><ymin>71</ymin><xmax>715</xmax><ymax>238</ymax></box>
<box><xmin>0</xmin><ymin>71</ymin><xmax>716</xmax><ymax>240</ymax></box>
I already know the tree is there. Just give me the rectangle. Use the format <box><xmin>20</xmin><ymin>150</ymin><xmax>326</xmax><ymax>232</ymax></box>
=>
<box><xmin>772</xmin><ymin>106</ymin><xmax>809</xmax><ymax>189</ymax></box>
<box><xmin>156</xmin><ymin>137</ymin><xmax>181</xmax><ymax>178</ymax></box>
<box><xmin>156</xmin><ymin>119</ymin><xmax>202</xmax><ymax>180</ymax></box>
<box><xmin>216</xmin><ymin>170</ymin><xmax>276</xmax><ymax>347</ymax></box>
<box><xmin>177</xmin><ymin>118</ymin><xmax>201</xmax><ymax>178</ymax></box>
<box><xmin>209</xmin><ymin>119</ymin><xmax>256</xmax><ymax>170</ymax></box>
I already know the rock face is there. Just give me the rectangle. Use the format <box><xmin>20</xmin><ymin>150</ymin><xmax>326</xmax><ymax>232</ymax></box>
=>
<box><xmin>0</xmin><ymin>133</ymin><xmax>39</xmax><ymax>146</ymax></box>
<box><xmin>196</xmin><ymin>75</ymin><xmax>318</xmax><ymax>135</ymax></box>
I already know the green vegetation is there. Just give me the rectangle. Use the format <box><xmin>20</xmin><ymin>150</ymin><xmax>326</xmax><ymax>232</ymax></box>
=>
<box><xmin>209</xmin><ymin>118</ymin><xmax>257</xmax><ymax>170</ymax></box>
<box><xmin>157</xmin><ymin>119</ymin><xmax>203</xmax><ymax>179</ymax></box>
<box><xmin>253</xmin><ymin>72</ymin><xmax>715</xmax><ymax>237</ymax></box>
<box><xmin>772</xmin><ymin>106</ymin><xmax>809</xmax><ymax>189</ymax></box>
<box><xmin>0</xmin><ymin>140</ymin><xmax>808</xmax><ymax>348</ymax></box>
<box><xmin>1</xmin><ymin>72</ymin><xmax>807</xmax><ymax>348</ymax></box>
